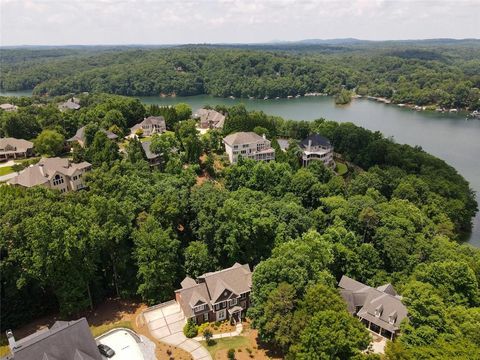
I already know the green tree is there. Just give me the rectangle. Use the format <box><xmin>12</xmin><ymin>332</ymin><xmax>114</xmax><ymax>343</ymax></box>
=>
<box><xmin>184</xmin><ymin>241</ymin><xmax>213</xmax><ymax>278</ymax></box>
<box><xmin>174</xmin><ymin>103</ymin><xmax>192</xmax><ymax>121</ymax></box>
<box><xmin>34</xmin><ymin>129</ymin><xmax>65</xmax><ymax>156</ymax></box>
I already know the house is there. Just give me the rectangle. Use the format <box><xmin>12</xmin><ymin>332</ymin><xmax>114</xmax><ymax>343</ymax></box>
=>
<box><xmin>67</xmin><ymin>126</ymin><xmax>118</xmax><ymax>148</ymax></box>
<box><xmin>223</xmin><ymin>132</ymin><xmax>275</xmax><ymax>164</ymax></box>
<box><xmin>339</xmin><ymin>275</ymin><xmax>408</xmax><ymax>340</ymax></box>
<box><xmin>141</xmin><ymin>141</ymin><xmax>161</xmax><ymax>168</ymax></box>
<box><xmin>58</xmin><ymin>98</ymin><xmax>81</xmax><ymax>111</ymax></box>
<box><xmin>0</xmin><ymin>103</ymin><xmax>18</xmax><ymax>112</ymax></box>
<box><xmin>3</xmin><ymin>318</ymin><xmax>101</xmax><ymax>360</ymax></box>
<box><xmin>299</xmin><ymin>134</ymin><xmax>334</xmax><ymax>167</ymax></box>
<box><xmin>0</xmin><ymin>138</ymin><xmax>34</xmax><ymax>161</ymax></box>
<box><xmin>8</xmin><ymin>157</ymin><xmax>91</xmax><ymax>193</ymax></box>
<box><xmin>194</xmin><ymin>108</ymin><xmax>225</xmax><ymax>129</ymax></box>
<box><xmin>175</xmin><ymin>263</ymin><xmax>252</xmax><ymax>324</ymax></box>
<box><xmin>130</xmin><ymin>116</ymin><xmax>166</xmax><ymax>137</ymax></box>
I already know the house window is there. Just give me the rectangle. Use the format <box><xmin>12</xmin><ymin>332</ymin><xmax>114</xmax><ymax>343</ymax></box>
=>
<box><xmin>240</xmin><ymin>293</ymin><xmax>247</xmax><ymax>299</ymax></box>
<box><xmin>242</xmin><ymin>144</ymin><xmax>249</xmax><ymax>148</ymax></box>
<box><xmin>216</xmin><ymin>309</ymin><xmax>226</xmax><ymax>321</ymax></box>
<box><xmin>229</xmin><ymin>298</ymin><xmax>238</xmax><ymax>307</ymax></box>
<box><xmin>53</xmin><ymin>175</ymin><xmax>64</xmax><ymax>186</ymax></box>
<box><xmin>233</xmin><ymin>145</ymin><xmax>238</xmax><ymax>149</ymax></box>
<box><xmin>203</xmin><ymin>312</ymin><xmax>209</xmax><ymax>322</ymax></box>
<box><xmin>214</xmin><ymin>303</ymin><xmax>220</xmax><ymax>311</ymax></box>
<box><xmin>194</xmin><ymin>304</ymin><xmax>205</xmax><ymax>312</ymax></box>
<box><xmin>389</xmin><ymin>317</ymin><xmax>395</xmax><ymax>325</ymax></box>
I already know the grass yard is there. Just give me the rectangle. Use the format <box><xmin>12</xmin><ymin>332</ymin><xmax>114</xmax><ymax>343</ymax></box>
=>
<box><xmin>335</xmin><ymin>162</ymin><xmax>348</xmax><ymax>176</ymax></box>
<box><xmin>0</xmin><ymin>166</ymin><xmax>14</xmax><ymax>176</ymax></box>
<box><xmin>201</xmin><ymin>336</ymin><xmax>250</xmax><ymax>358</ymax></box>
<box><xmin>90</xmin><ymin>320</ymin><xmax>133</xmax><ymax>338</ymax></box>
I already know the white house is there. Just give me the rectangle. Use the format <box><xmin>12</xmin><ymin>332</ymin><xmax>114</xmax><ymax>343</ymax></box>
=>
<box><xmin>299</xmin><ymin>134</ymin><xmax>334</xmax><ymax>167</ymax></box>
<box><xmin>130</xmin><ymin>116</ymin><xmax>166</xmax><ymax>137</ymax></box>
<box><xmin>223</xmin><ymin>132</ymin><xmax>275</xmax><ymax>164</ymax></box>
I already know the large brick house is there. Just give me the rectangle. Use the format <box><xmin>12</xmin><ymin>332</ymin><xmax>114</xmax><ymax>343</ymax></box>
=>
<box><xmin>175</xmin><ymin>263</ymin><xmax>252</xmax><ymax>324</ymax></box>
<box><xmin>223</xmin><ymin>132</ymin><xmax>275</xmax><ymax>164</ymax></box>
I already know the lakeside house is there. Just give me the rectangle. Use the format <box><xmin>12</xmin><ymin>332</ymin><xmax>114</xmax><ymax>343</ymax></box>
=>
<box><xmin>339</xmin><ymin>275</ymin><xmax>408</xmax><ymax>340</ymax></box>
<box><xmin>141</xmin><ymin>141</ymin><xmax>161</xmax><ymax>168</ymax></box>
<box><xmin>130</xmin><ymin>116</ymin><xmax>166</xmax><ymax>137</ymax></box>
<box><xmin>58</xmin><ymin>97</ymin><xmax>81</xmax><ymax>111</ymax></box>
<box><xmin>299</xmin><ymin>134</ymin><xmax>335</xmax><ymax>167</ymax></box>
<box><xmin>8</xmin><ymin>157</ymin><xmax>91</xmax><ymax>193</ymax></box>
<box><xmin>3</xmin><ymin>318</ymin><xmax>101</xmax><ymax>360</ymax></box>
<box><xmin>0</xmin><ymin>103</ymin><xmax>18</xmax><ymax>112</ymax></box>
<box><xmin>194</xmin><ymin>108</ymin><xmax>225</xmax><ymax>130</ymax></box>
<box><xmin>223</xmin><ymin>132</ymin><xmax>275</xmax><ymax>164</ymax></box>
<box><xmin>0</xmin><ymin>138</ymin><xmax>34</xmax><ymax>161</ymax></box>
<box><xmin>175</xmin><ymin>263</ymin><xmax>252</xmax><ymax>324</ymax></box>
<box><xmin>67</xmin><ymin>126</ymin><xmax>118</xmax><ymax>148</ymax></box>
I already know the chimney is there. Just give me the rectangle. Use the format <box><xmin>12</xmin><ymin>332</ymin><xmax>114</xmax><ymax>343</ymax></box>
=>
<box><xmin>6</xmin><ymin>329</ymin><xmax>16</xmax><ymax>351</ymax></box>
<box><xmin>308</xmin><ymin>139</ymin><xmax>312</xmax><ymax>151</ymax></box>
<box><xmin>262</xmin><ymin>134</ymin><xmax>266</xmax><ymax>140</ymax></box>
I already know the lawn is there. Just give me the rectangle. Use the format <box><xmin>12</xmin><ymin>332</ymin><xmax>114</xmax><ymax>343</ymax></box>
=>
<box><xmin>90</xmin><ymin>320</ymin><xmax>133</xmax><ymax>338</ymax></box>
<box><xmin>335</xmin><ymin>162</ymin><xmax>348</xmax><ymax>176</ymax></box>
<box><xmin>201</xmin><ymin>336</ymin><xmax>250</xmax><ymax>358</ymax></box>
<box><xmin>0</xmin><ymin>166</ymin><xmax>14</xmax><ymax>176</ymax></box>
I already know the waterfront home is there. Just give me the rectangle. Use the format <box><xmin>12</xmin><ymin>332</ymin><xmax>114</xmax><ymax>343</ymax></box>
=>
<box><xmin>130</xmin><ymin>116</ymin><xmax>166</xmax><ymax>137</ymax></box>
<box><xmin>4</xmin><ymin>318</ymin><xmax>101</xmax><ymax>360</ymax></box>
<box><xmin>0</xmin><ymin>103</ymin><xmax>18</xmax><ymax>112</ymax></box>
<box><xmin>58</xmin><ymin>97</ymin><xmax>81</xmax><ymax>111</ymax></box>
<box><xmin>175</xmin><ymin>263</ymin><xmax>252</xmax><ymax>324</ymax></box>
<box><xmin>194</xmin><ymin>108</ymin><xmax>225</xmax><ymax>129</ymax></box>
<box><xmin>8</xmin><ymin>157</ymin><xmax>91</xmax><ymax>193</ymax></box>
<box><xmin>0</xmin><ymin>138</ymin><xmax>34</xmax><ymax>161</ymax></box>
<box><xmin>223</xmin><ymin>132</ymin><xmax>275</xmax><ymax>164</ymax></box>
<box><xmin>141</xmin><ymin>141</ymin><xmax>161</xmax><ymax>168</ymax></box>
<box><xmin>339</xmin><ymin>275</ymin><xmax>408</xmax><ymax>340</ymax></box>
<box><xmin>299</xmin><ymin>134</ymin><xmax>334</xmax><ymax>167</ymax></box>
<box><xmin>67</xmin><ymin>126</ymin><xmax>118</xmax><ymax>148</ymax></box>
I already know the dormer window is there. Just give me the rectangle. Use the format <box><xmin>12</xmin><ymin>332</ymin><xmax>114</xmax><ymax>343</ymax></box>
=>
<box><xmin>193</xmin><ymin>304</ymin><xmax>205</xmax><ymax>312</ymax></box>
<box><xmin>229</xmin><ymin>298</ymin><xmax>238</xmax><ymax>307</ymax></box>
<box><xmin>388</xmin><ymin>311</ymin><xmax>397</xmax><ymax>325</ymax></box>
<box><xmin>375</xmin><ymin>304</ymin><xmax>383</xmax><ymax>317</ymax></box>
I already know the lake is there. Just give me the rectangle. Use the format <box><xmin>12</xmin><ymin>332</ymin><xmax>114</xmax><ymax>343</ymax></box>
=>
<box><xmin>2</xmin><ymin>91</ymin><xmax>479</xmax><ymax>246</ymax></box>
<box><xmin>140</xmin><ymin>95</ymin><xmax>480</xmax><ymax>246</ymax></box>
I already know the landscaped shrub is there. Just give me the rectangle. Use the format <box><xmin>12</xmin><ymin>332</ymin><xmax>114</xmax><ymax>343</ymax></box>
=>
<box><xmin>198</xmin><ymin>322</ymin><xmax>211</xmax><ymax>334</ymax></box>
<box><xmin>227</xmin><ymin>348</ymin><xmax>235</xmax><ymax>360</ymax></box>
<box><xmin>183</xmin><ymin>318</ymin><xmax>198</xmax><ymax>338</ymax></box>
<box><xmin>203</xmin><ymin>328</ymin><xmax>213</xmax><ymax>345</ymax></box>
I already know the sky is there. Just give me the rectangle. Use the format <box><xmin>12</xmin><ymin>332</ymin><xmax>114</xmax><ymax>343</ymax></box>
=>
<box><xmin>1</xmin><ymin>0</ymin><xmax>479</xmax><ymax>46</ymax></box>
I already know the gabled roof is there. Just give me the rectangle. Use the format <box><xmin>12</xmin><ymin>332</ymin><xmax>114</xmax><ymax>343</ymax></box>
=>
<box><xmin>339</xmin><ymin>275</ymin><xmax>407</xmax><ymax>332</ymax></box>
<box><xmin>142</xmin><ymin>116</ymin><xmax>165</xmax><ymax>126</ymax></box>
<box><xmin>67</xmin><ymin>126</ymin><xmax>118</xmax><ymax>143</ymax></box>
<box><xmin>223</xmin><ymin>132</ymin><xmax>266</xmax><ymax>146</ymax></box>
<box><xmin>176</xmin><ymin>263</ymin><xmax>252</xmax><ymax>318</ymax></box>
<box><xmin>300</xmin><ymin>134</ymin><xmax>331</xmax><ymax>149</ymax></box>
<box><xmin>8</xmin><ymin>158</ymin><xmax>91</xmax><ymax>188</ymax></box>
<box><xmin>195</xmin><ymin>109</ymin><xmax>225</xmax><ymax>129</ymax></box>
<box><xmin>141</xmin><ymin>141</ymin><xmax>159</xmax><ymax>160</ymax></box>
<box><xmin>0</xmin><ymin>138</ymin><xmax>34</xmax><ymax>153</ymax></box>
<box><xmin>8</xmin><ymin>318</ymin><xmax>101</xmax><ymax>360</ymax></box>
<box><xmin>59</xmin><ymin>101</ymin><xmax>81</xmax><ymax>110</ymax></box>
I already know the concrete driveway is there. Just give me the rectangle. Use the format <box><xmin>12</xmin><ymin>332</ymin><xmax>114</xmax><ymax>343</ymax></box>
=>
<box><xmin>143</xmin><ymin>301</ymin><xmax>212</xmax><ymax>360</ymax></box>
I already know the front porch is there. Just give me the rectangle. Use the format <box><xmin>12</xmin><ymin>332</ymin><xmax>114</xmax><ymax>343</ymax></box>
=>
<box><xmin>360</xmin><ymin>318</ymin><xmax>394</xmax><ymax>340</ymax></box>
<box><xmin>227</xmin><ymin>306</ymin><xmax>243</xmax><ymax>324</ymax></box>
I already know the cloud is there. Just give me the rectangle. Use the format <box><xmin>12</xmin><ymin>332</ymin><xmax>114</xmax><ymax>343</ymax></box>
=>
<box><xmin>1</xmin><ymin>0</ymin><xmax>479</xmax><ymax>45</ymax></box>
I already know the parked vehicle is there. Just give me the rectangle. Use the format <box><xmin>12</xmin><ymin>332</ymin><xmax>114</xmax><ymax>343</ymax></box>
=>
<box><xmin>98</xmin><ymin>343</ymin><xmax>115</xmax><ymax>358</ymax></box>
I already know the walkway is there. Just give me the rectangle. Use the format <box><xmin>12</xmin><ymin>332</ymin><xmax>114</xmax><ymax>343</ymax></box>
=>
<box><xmin>142</xmin><ymin>301</ymin><xmax>212</xmax><ymax>360</ymax></box>
<box><xmin>193</xmin><ymin>323</ymin><xmax>243</xmax><ymax>341</ymax></box>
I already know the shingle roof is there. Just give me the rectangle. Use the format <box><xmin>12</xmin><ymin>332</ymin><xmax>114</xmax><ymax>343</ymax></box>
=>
<box><xmin>300</xmin><ymin>134</ymin><xmax>331</xmax><ymax>149</ymax></box>
<box><xmin>141</xmin><ymin>141</ymin><xmax>158</xmax><ymax>160</ymax></box>
<box><xmin>8</xmin><ymin>158</ymin><xmax>91</xmax><ymax>187</ymax></box>
<box><xmin>339</xmin><ymin>275</ymin><xmax>407</xmax><ymax>332</ymax></box>
<box><xmin>195</xmin><ymin>109</ymin><xmax>225</xmax><ymax>129</ymax></box>
<box><xmin>67</xmin><ymin>127</ymin><xmax>118</xmax><ymax>143</ymax></box>
<box><xmin>8</xmin><ymin>318</ymin><xmax>101</xmax><ymax>360</ymax></box>
<box><xmin>223</xmin><ymin>132</ymin><xmax>266</xmax><ymax>146</ymax></box>
<box><xmin>175</xmin><ymin>263</ymin><xmax>252</xmax><ymax>318</ymax></box>
<box><xmin>0</xmin><ymin>138</ymin><xmax>34</xmax><ymax>154</ymax></box>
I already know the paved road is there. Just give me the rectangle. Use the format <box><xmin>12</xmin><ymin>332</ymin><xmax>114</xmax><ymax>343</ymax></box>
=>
<box><xmin>143</xmin><ymin>302</ymin><xmax>212</xmax><ymax>360</ymax></box>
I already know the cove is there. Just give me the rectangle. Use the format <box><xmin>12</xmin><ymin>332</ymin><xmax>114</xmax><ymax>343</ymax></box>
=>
<box><xmin>139</xmin><ymin>95</ymin><xmax>480</xmax><ymax>246</ymax></box>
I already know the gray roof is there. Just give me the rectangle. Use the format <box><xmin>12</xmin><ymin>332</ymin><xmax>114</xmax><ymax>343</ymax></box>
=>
<box><xmin>141</xmin><ymin>141</ymin><xmax>159</xmax><ymax>160</ymax></box>
<box><xmin>7</xmin><ymin>318</ymin><xmax>101</xmax><ymax>360</ymax></box>
<box><xmin>195</xmin><ymin>109</ymin><xmax>225</xmax><ymax>129</ymax></box>
<box><xmin>176</xmin><ymin>263</ymin><xmax>252</xmax><ymax>318</ymax></box>
<box><xmin>300</xmin><ymin>134</ymin><xmax>331</xmax><ymax>149</ymax></box>
<box><xmin>67</xmin><ymin>126</ymin><xmax>118</xmax><ymax>143</ymax></box>
<box><xmin>339</xmin><ymin>275</ymin><xmax>408</xmax><ymax>332</ymax></box>
<box><xmin>0</xmin><ymin>138</ymin><xmax>34</xmax><ymax>154</ymax></box>
<box><xmin>8</xmin><ymin>158</ymin><xmax>91</xmax><ymax>188</ymax></box>
<box><xmin>223</xmin><ymin>132</ymin><xmax>266</xmax><ymax>146</ymax></box>
<box><xmin>59</xmin><ymin>101</ymin><xmax>81</xmax><ymax>110</ymax></box>
<box><xmin>277</xmin><ymin>139</ymin><xmax>290</xmax><ymax>151</ymax></box>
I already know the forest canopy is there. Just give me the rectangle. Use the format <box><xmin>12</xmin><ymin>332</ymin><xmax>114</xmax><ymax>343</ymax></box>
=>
<box><xmin>1</xmin><ymin>44</ymin><xmax>480</xmax><ymax>109</ymax></box>
<box><xmin>0</xmin><ymin>94</ymin><xmax>479</xmax><ymax>359</ymax></box>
